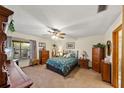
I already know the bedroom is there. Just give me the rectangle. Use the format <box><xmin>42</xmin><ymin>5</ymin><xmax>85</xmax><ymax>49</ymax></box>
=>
<box><xmin>0</xmin><ymin>5</ymin><xmax>123</xmax><ymax>88</ymax></box>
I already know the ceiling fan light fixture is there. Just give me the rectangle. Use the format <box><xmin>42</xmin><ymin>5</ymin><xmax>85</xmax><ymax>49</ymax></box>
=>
<box><xmin>51</xmin><ymin>35</ymin><xmax>58</xmax><ymax>40</ymax></box>
<box><xmin>47</xmin><ymin>26</ymin><xmax>66</xmax><ymax>39</ymax></box>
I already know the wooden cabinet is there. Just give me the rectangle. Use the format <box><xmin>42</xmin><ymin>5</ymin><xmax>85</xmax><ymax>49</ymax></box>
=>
<box><xmin>6</xmin><ymin>61</ymin><xmax>33</xmax><ymax>88</ymax></box>
<box><xmin>0</xmin><ymin>6</ymin><xmax>33</xmax><ymax>88</ymax></box>
<box><xmin>101</xmin><ymin>61</ymin><xmax>111</xmax><ymax>83</ymax></box>
<box><xmin>79</xmin><ymin>59</ymin><xmax>89</xmax><ymax>69</ymax></box>
<box><xmin>0</xmin><ymin>6</ymin><xmax>13</xmax><ymax>87</ymax></box>
<box><xmin>92</xmin><ymin>48</ymin><xmax>105</xmax><ymax>73</ymax></box>
<box><xmin>40</xmin><ymin>48</ymin><xmax>49</xmax><ymax>64</ymax></box>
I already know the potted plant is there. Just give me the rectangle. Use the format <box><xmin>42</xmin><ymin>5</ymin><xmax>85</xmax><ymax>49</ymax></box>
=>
<box><xmin>93</xmin><ymin>43</ymin><xmax>106</xmax><ymax>48</ymax></box>
<box><xmin>8</xmin><ymin>19</ymin><xmax>15</xmax><ymax>32</ymax></box>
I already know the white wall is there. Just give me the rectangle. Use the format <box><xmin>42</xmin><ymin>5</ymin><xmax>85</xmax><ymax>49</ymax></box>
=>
<box><xmin>76</xmin><ymin>35</ymin><xmax>104</xmax><ymax>67</ymax></box>
<box><xmin>6</xmin><ymin>31</ymin><xmax>52</xmax><ymax>59</ymax></box>
<box><xmin>52</xmin><ymin>38</ymin><xmax>76</xmax><ymax>50</ymax></box>
<box><xmin>104</xmin><ymin>14</ymin><xmax>122</xmax><ymax>61</ymax></box>
<box><xmin>104</xmin><ymin>14</ymin><xmax>122</xmax><ymax>43</ymax></box>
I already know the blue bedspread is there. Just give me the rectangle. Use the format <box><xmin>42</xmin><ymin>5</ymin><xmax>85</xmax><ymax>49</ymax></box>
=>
<box><xmin>46</xmin><ymin>57</ymin><xmax>77</xmax><ymax>75</ymax></box>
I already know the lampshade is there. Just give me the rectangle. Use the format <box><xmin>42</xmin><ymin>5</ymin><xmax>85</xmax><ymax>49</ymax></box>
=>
<box><xmin>82</xmin><ymin>51</ymin><xmax>88</xmax><ymax>58</ymax></box>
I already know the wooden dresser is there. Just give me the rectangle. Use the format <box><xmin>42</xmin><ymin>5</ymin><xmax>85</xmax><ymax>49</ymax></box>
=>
<box><xmin>0</xmin><ymin>5</ymin><xmax>13</xmax><ymax>87</ymax></box>
<box><xmin>101</xmin><ymin>60</ymin><xmax>111</xmax><ymax>83</ymax></box>
<box><xmin>92</xmin><ymin>48</ymin><xmax>105</xmax><ymax>73</ymax></box>
<box><xmin>0</xmin><ymin>6</ymin><xmax>33</xmax><ymax>88</ymax></box>
<box><xmin>40</xmin><ymin>48</ymin><xmax>49</xmax><ymax>64</ymax></box>
<box><xmin>79</xmin><ymin>58</ymin><xmax>89</xmax><ymax>69</ymax></box>
<box><xmin>6</xmin><ymin>61</ymin><xmax>33</xmax><ymax>88</ymax></box>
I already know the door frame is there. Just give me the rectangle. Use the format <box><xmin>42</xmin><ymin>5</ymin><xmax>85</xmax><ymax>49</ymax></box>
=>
<box><xmin>112</xmin><ymin>24</ymin><xmax>122</xmax><ymax>88</ymax></box>
<box><xmin>122</xmin><ymin>6</ymin><xmax>124</xmax><ymax>88</ymax></box>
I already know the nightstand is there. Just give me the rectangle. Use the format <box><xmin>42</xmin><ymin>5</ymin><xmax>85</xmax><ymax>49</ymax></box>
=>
<box><xmin>79</xmin><ymin>58</ymin><xmax>89</xmax><ymax>69</ymax></box>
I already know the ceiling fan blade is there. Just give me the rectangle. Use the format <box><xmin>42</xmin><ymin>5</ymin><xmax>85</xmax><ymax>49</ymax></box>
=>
<box><xmin>47</xmin><ymin>26</ymin><xmax>60</xmax><ymax>32</ymax></box>
<box><xmin>59</xmin><ymin>36</ymin><xmax>64</xmax><ymax>39</ymax></box>
<box><xmin>61</xmin><ymin>37</ymin><xmax>64</xmax><ymax>39</ymax></box>
<box><xmin>59</xmin><ymin>33</ymin><xmax>66</xmax><ymax>35</ymax></box>
<box><xmin>47</xmin><ymin>26</ymin><xmax>66</xmax><ymax>39</ymax></box>
<box><xmin>48</xmin><ymin>30</ymin><xmax>52</xmax><ymax>33</ymax></box>
<box><xmin>53</xmin><ymin>28</ymin><xmax>60</xmax><ymax>32</ymax></box>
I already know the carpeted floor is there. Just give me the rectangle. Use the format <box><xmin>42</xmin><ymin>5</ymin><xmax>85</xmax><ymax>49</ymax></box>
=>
<box><xmin>22</xmin><ymin>65</ymin><xmax>112</xmax><ymax>88</ymax></box>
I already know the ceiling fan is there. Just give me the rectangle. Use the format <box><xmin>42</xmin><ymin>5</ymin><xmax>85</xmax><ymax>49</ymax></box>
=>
<box><xmin>47</xmin><ymin>26</ymin><xmax>66</xmax><ymax>39</ymax></box>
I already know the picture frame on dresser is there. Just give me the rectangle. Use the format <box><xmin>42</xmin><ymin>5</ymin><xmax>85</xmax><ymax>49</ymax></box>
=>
<box><xmin>66</xmin><ymin>42</ymin><xmax>75</xmax><ymax>49</ymax></box>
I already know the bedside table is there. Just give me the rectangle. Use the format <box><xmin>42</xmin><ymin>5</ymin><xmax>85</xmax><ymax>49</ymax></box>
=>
<box><xmin>79</xmin><ymin>59</ymin><xmax>89</xmax><ymax>69</ymax></box>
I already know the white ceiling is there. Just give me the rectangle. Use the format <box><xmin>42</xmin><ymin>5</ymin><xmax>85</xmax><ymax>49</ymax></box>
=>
<box><xmin>5</xmin><ymin>5</ymin><xmax>121</xmax><ymax>39</ymax></box>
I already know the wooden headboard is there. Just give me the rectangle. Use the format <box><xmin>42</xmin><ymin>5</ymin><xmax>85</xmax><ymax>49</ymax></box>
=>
<box><xmin>64</xmin><ymin>50</ymin><xmax>79</xmax><ymax>59</ymax></box>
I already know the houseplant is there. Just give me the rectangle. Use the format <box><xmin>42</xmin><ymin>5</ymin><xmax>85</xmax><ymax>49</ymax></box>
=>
<box><xmin>93</xmin><ymin>43</ymin><xmax>106</xmax><ymax>48</ymax></box>
<box><xmin>8</xmin><ymin>19</ymin><xmax>15</xmax><ymax>32</ymax></box>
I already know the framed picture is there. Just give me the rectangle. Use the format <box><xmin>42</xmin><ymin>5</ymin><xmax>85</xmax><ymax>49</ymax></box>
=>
<box><xmin>66</xmin><ymin>42</ymin><xmax>75</xmax><ymax>49</ymax></box>
<box><xmin>39</xmin><ymin>42</ymin><xmax>46</xmax><ymax>48</ymax></box>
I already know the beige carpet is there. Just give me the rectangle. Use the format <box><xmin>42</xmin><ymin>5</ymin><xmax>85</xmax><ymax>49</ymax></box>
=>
<box><xmin>22</xmin><ymin>65</ymin><xmax>112</xmax><ymax>88</ymax></box>
<box><xmin>19</xmin><ymin>59</ymin><xmax>30</xmax><ymax>67</ymax></box>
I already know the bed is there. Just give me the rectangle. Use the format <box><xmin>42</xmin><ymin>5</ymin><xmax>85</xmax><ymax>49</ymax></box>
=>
<box><xmin>46</xmin><ymin>51</ymin><xmax>78</xmax><ymax>76</ymax></box>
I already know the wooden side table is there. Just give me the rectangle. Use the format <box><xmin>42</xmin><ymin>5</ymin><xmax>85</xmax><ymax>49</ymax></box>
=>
<box><xmin>79</xmin><ymin>58</ymin><xmax>89</xmax><ymax>69</ymax></box>
<box><xmin>101</xmin><ymin>60</ymin><xmax>111</xmax><ymax>83</ymax></box>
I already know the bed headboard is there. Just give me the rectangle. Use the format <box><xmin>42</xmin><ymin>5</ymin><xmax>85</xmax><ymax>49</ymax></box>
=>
<box><xmin>64</xmin><ymin>50</ymin><xmax>79</xmax><ymax>59</ymax></box>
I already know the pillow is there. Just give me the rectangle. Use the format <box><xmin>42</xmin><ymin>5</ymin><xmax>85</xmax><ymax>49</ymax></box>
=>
<box><xmin>66</xmin><ymin>53</ymin><xmax>71</xmax><ymax>58</ymax></box>
<box><xmin>70</xmin><ymin>53</ymin><xmax>75</xmax><ymax>58</ymax></box>
<box><xmin>63</xmin><ymin>52</ymin><xmax>76</xmax><ymax>58</ymax></box>
<box><xmin>63</xmin><ymin>54</ymin><xmax>67</xmax><ymax>58</ymax></box>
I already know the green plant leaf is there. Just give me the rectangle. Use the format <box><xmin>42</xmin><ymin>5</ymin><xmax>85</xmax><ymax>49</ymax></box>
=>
<box><xmin>93</xmin><ymin>43</ymin><xmax>106</xmax><ymax>48</ymax></box>
<box><xmin>8</xmin><ymin>19</ymin><xmax>15</xmax><ymax>32</ymax></box>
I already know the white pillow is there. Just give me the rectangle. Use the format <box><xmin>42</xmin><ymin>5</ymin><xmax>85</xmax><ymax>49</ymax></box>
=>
<box><xmin>63</xmin><ymin>54</ymin><xmax>67</xmax><ymax>58</ymax></box>
<box><xmin>66</xmin><ymin>53</ymin><xmax>71</xmax><ymax>58</ymax></box>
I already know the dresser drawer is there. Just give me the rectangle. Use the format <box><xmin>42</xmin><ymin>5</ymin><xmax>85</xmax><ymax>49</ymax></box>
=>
<box><xmin>40</xmin><ymin>49</ymin><xmax>49</xmax><ymax>64</ymax></box>
<box><xmin>42</xmin><ymin>59</ymin><xmax>48</xmax><ymax>64</ymax></box>
<box><xmin>79</xmin><ymin>59</ymin><xmax>89</xmax><ymax>69</ymax></box>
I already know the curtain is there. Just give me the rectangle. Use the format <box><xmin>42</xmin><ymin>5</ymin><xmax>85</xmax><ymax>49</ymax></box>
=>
<box><xmin>29</xmin><ymin>40</ymin><xmax>37</xmax><ymax>65</ymax></box>
<box><xmin>4</xmin><ymin>36</ymin><xmax>13</xmax><ymax>60</ymax></box>
<box><xmin>5</xmin><ymin>36</ymin><xmax>12</xmax><ymax>48</ymax></box>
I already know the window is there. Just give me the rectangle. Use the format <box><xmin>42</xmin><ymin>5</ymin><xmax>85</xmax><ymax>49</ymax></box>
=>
<box><xmin>13</xmin><ymin>41</ymin><xmax>30</xmax><ymax>59</ymax></box>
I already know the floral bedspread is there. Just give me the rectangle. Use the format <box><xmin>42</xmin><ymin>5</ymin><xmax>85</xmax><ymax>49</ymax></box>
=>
<box><xmin>46</xmin><ymin>57</ymin><xmax>77</xmax><ymax>75</ymax></box>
